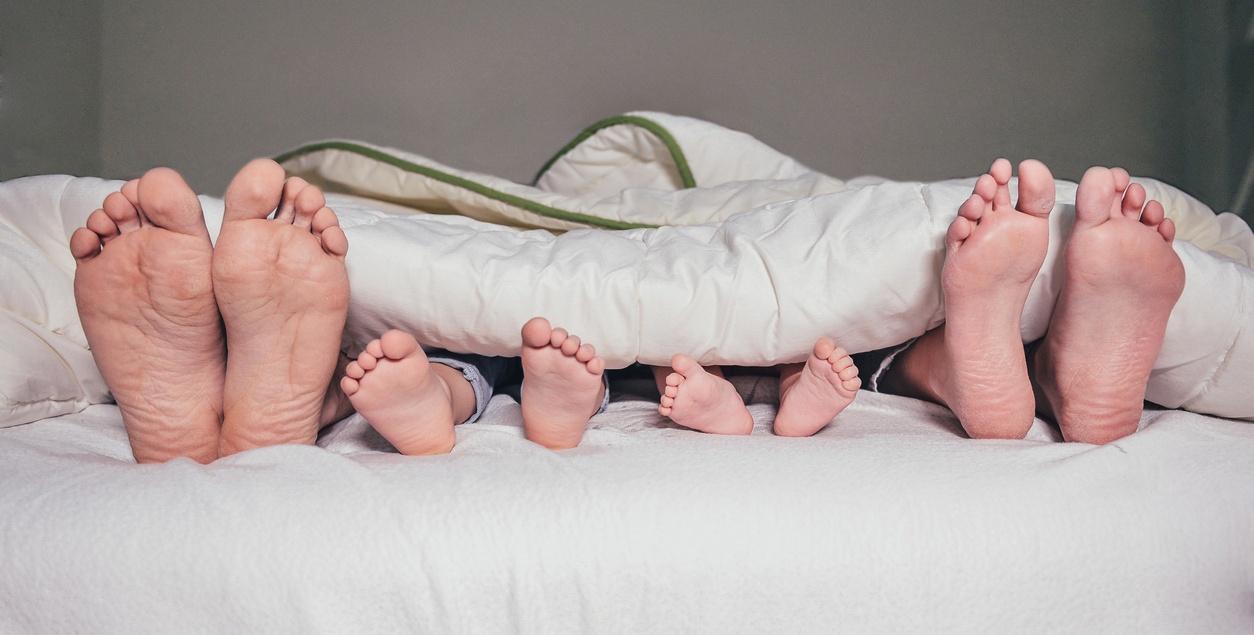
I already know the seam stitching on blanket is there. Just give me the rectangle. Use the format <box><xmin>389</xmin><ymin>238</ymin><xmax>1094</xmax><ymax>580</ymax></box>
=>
<box><xmin>529</xmin><ymin>114</ymin><xmax>697</xmax><ymax>189</ymax></box>
<box><xmin>274</xmin><ymin>141</ymin><xmax>658</xmax><ymax>230</ymax></box>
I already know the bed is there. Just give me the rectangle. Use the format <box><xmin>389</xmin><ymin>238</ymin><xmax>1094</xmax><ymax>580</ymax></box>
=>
<box><xmin>2</xmin><ymin>113</ymin><xmax>1253</xmax><ymax>632</ymax></box>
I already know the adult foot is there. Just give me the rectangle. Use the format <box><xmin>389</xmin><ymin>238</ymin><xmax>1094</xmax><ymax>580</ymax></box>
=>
<box><xmin>658</xmin><ymin>355</ymin><xmax>754</xmax><ymax>435</ymax></box>
<box><xmin>1030</xmin><ymin>166</ymin><xmax>1184</xmax><ymax>443</ymax></box>
<box><xmin>341</xmin><ymin>330</ymin><xmax>464</xmax><ymax>455</ymax></box>
<box><xmin>773</xmin><ymin>338</ymin><xmax>861</xmax><ymax>437</ymax></box>
<box><xmin>881</xmin><ymin>159</ymin><xmax>1055</xmax><ymax>439</ymax></box>
<box><xmin>519</xmin><ymin>317</ymin><xmax>606</xmax><ymax>450</ymax></box>
<box><xmin>213</xmin><ymin>159</ymin><xmax>350</xmax><ymax>455</ymax></box>
<box><xmin>71</xmin><ymin>169</ymin><xmax>225</xmax><ymax>463</ymax></box>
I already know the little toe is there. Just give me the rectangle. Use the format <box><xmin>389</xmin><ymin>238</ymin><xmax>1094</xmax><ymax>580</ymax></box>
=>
<box><xmin>1158</xmin><ymin>217</ymin><xmax>1177</xmax><ymax>242</ymax></box>
<box><xmin>70</xmin><ymin>227</ymin><xmax>104</xmax><ymax>260</ymax></box>
<box><xmin>341</xmin><ymin>376</ymin><xmax>360</xmax><ymax>395</ymax></box>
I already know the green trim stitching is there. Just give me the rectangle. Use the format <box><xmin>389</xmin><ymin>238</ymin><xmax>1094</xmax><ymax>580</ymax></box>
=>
<box><xmin>530</xmin><ymin>115</ymin><xmax>696</xmax><ymax>188</ymax></box>
<box><xmin>273</xmin><ymin>141</ymin><xmax>657</xmax><ymax>230</ymax></box>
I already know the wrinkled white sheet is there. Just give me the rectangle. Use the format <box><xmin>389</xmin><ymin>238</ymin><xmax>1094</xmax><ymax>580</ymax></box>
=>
<box><xmin>1</xmin><ymin>384</ymin><xmax>1252</xmax><ymax>633</ymax></box>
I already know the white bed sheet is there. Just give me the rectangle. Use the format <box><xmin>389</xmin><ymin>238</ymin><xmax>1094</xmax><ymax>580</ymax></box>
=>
<box><xmin>2</xmin><ymin>381</ymin><xmax>1252</xmax><ymax>633</ymax></box>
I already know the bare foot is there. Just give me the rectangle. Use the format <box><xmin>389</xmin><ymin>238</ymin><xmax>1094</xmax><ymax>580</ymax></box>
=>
<box><xmin>213</xmin><ymin>159</ymin><xmax>350</xmax><ymax>455</ymax></box>
<box><xmin>341</xmin><ymin>330</ymin><xmax>468</xmax><ymax>455</ymax></box>
<box><xmin>71</xmin><ymin>169</ymin><xmax>225</xmax><ymax>463</ymax></box>
<box><xmin>881</xmin><ymin>159</ymin><xmax>1055</xmax><ymax>439</ymax></box>
<box><xmin>1030</xmin><ymin>166</ymin><xmax>1184</xmax><ymax>443</ymax></box>
<box><xmin>773</xmin><ymin>338</ymin><xmax>861</xmax><ymax>437</ymax></box>
<box><xmin>519</xmin><ymin>317</ymin><xmax>606</xmax><ymax>450</ymax></box>
<box><xmin>658</xmin><ymin>355</ymin><xmax>754</xmax><ymax>435</ymax></box>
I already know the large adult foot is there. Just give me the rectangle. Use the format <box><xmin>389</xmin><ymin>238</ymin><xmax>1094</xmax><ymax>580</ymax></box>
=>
<box><xmin>519</xmin><ymin>317</ymin><xmax>606</xmax><ymax>450</ymax></box>
<box><xmin>71</xmin><ymin>169</ymin><xmax>225</xmax><ymax>463</ymax></box>
<box><xmin>658</xmin><ymin>355</ymin><xmax>754</xmax><ymax>435</ymax></box>
<box><xmin>881</xmin><ymin>159</ymin><xmax>1055</xmax><ymax>439</ymax></box>
<box><xmin>213</xmin><ymin>159</ymin><xmax>350</xmax><ymax>455</ymax></box>
<box><xmin>773</xmin><ymin>338</ymin><xmax>861</xmax><ymax>437</ymax></box>
<box><xmin>341</xmin><ymin>330</ymin><xmax>468</xmax><ymax>455</ymax></box>
<box><xmin>1030</xmin><ymin>167</ymin><xmax>1184</xmax><ymax>443</ymax></box>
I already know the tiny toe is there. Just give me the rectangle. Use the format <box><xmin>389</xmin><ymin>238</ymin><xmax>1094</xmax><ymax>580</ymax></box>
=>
<box><xmin>845</xmin><ymin>377</ymin><xmax>863</xmax><ymax>391</ymax></box>
<box><xmin>356</xmin><ymin>351</ymin><xmax>379</xmax><ymax>371</ymax></box>
<box><xmin>659</xmin><ymin>404</ymin><xmax>672</xmax><ymax>416</ymax></box>
<box><xmin>575</xmin><ymin>343</ymin><xmax>596</xmax><ymax>363</ymax></box>
<box><xmin>319</xmin><ymin>225</ymin><xmax>349</xmax><ymax>258</ymax></box>
<box><xmin>813</xmin><ymin>337</ymin><xmax>836</xmax><ymax>359</ymax></box>
<box><xmin>379</xmin><ymin>330</ymin><xmax>420</xmax><ymax>359</ymax></box>
<box><xmin>521</xmin><ymin>317</ymin><xmax>553</xmax><ymax>348</ymax></box>
<box><xmin>549</xmin><ymin>328</ymin><xmax>569</xmax><ymax>348</ymax></box>
<box><xmin>346</xmin><ymin>361</ymin><xmax>365</xmax><ymax>380</ymax></box>
<box><xmin>340</xmin><ymin>376</ymin><xmax>359</xmax><ymax>395</ymax></box>
<box><xmin>587</xmin><ymin>358</ymin><xmax>605</xmax><ymax>375</ymax></box>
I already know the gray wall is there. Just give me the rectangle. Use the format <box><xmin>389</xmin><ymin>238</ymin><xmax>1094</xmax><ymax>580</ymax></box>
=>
<box><xmin>0</xmin><ymin>0</ymin><xmax>101</xmax><ymax>179</ymax></box>
<box><xmin>3</xmin><ymin>0</ymin><xmax>1243</xmax><ymax>221</ymax></box>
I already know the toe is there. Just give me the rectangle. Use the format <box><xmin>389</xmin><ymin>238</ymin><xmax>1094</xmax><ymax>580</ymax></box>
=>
<box><xmin>1014</xmin><ymin>159</ymin><xmax>1055</xmax><ymax>218</ymax></box>
<box><xmin>293</xmin><ymin>181</ymin><xmax>326</xmax><ymax>229</ymax></box>
<box><xmin>86</xmin><ymin>208</ymin><xmax>120</xmax><ymax>241</ymax></box>
<box><xmin>223</xmin><ymin>159</ymin><xmax>287</xmax><ymax>223</ymax></box>
<box><xmin>103</xmin><ymin>190</ymin><xmax>142</xmax><ymax>233</ymax></box>
<box><xmin>972</xmin><ymin>173</ymin><xmax>997</xmax><ymax>203</ymax></box>
<box><xmin>366</xmin><ymin>339</ymin><xmax>384</xmax><ymax>359</ymax></box>
<box><xmin>70</xmin><ymin>227</ymin><xmax>103</xmax><ymax>260</ymax></box>
<box><xmin>521</xmin><ymin>317</ymin><xmax>553</xmax><ymax>348</ymax></box>
<box><xmin>1122</xmin><ymin>183</ymin><xmax>1146</xmax><ymax>220</ymax></box>
<box><xmin>670</xmin><ymin>353</ymin><xmax>699</xmax><ymax>376</ymax></box>
<box><xmin>340</xmin><ymin>376</ymin><xmax>360</xmax><ymax>395</ymax></box>
<box><xmin>356</xmin><ymin>351</ymin><xmax>378</xmax><ymax>371</ymax></box>
<box><xmin>1074</xmin><ymin>166</ymin><xmax>1117</xmax><ymax>228</ymax></box>
<box><xmin>346</xmin><ymin>361</ymin><xmax>365</xmax><ymax>380</ymax></box>
<box><xmin>1158</xmin><ymin>216</ymin><xmax>1177</xmax><ymax>242</ymax></box>
<box><xmin>560</xmin><ymin>335</ymin><xmax>582</xmax><ymax>356</ymax></box>
<box><xmin>575</xmin><ymin>343</ymin><xmax>596</xmax><ymax>363</ymax></box>
<box><xmin>379</xmin><ymin>330</ymin><xmax>419</xmax><ymax>359</ymax></box>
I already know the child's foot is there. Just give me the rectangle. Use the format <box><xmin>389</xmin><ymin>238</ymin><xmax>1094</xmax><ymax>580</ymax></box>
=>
<box><xmin>658</xmin><ymin>355</ymin><xmax>754</xmax><ymax>435</ymax></box>
<box><xmin>907</xmin><ymin>159</ymin><xmax>1055</xmax><ymax>438</ymax></box>
<box><xmin>519</xmin><ymin>317</ymin><xmax>606</xmax><ymax>450</ymax></box>
<box><xmin>341</xmin><ymin>330</ymin><xmax>459</xmax><ymax>455</ymax></box>
<box><xmin>1030</xmin><ymin>167</ymin><xmax>1184</xmax><ymax>443</ymax></box>
<box><xmin>71</xmin><ymin>169</ymin><xmax>225</xmax><ymax>463</ymax></box>
<box><xmin>213</xmin><ymin>159</ymin><xmax>350</xmax><ymax>455</ymax></box>
<box><xmin>773</xmin><ymin>338</ymin><xmax>861</xmax><ymax>437</ymax></box>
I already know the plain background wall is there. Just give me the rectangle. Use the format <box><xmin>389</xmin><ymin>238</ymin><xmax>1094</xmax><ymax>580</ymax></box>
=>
<box><xmin>2</xmin><ymin>0</ymin><xmax>1247</xmax><ymax>224</ymax></box>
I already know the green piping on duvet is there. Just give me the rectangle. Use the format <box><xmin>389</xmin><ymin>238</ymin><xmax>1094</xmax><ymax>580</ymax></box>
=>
<box><xmin>531</xmin><ymin>115</ymin><xmax>696</xmax><ymax>189</ymax></box>
<box><xmin>274</xmin><ymin>141</ymin><xmax>657</xmax><ymax>230</ymax></box>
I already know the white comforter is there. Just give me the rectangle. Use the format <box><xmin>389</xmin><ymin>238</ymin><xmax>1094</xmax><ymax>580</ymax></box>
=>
<box><xmin>3</xmin><ymin>112</ymin><xmax>1254</xmax><ymax>427</ymax></box>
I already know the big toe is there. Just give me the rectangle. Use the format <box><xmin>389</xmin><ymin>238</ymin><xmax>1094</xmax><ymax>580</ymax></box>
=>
<box><xmin>135</xmin><ymin>167</ymin><xmax>209</xmax><ymax>236</ymax></box>
<box><xmin>1015</xmin><ymin>159</ymin><xmax>1055</xmax><ymax>218</ymax></box>
<box><xmin>1074</xmin><ymin>166</ymin><xmax>1118</xmax><ymax>227</ymax></box>
<box><xmin>223</xmin><ymin>159</ymin><xmax>287</xmax><ymax>222</ymax></box>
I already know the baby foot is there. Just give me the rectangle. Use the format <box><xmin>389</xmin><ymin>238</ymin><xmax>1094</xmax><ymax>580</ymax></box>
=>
<box><xmin>519</xmin><ymin>317</ymin><xmax>606</xmax><ymax>450</ymax></box>
<box><xmin>658</xmin><ymin>355</ymin><xmax>753</xmax><ymax>435</ymax></box>
<box><xmin>933</xmin><ymin>158</ymin><xmax>1055</xmax><ymax>438</ymax></box>
<box><xmin>71</xmin><ymin>168</ymin><xmax>225</xmax><ymax>463</ymax></box>
<box><xmin>341</xmin><ymin>330</ymin><xmax>458</xmax><ymax>455</ymax></box>
<box><xmin>213</xmin><ymin>159</ymin><xmax>350</xmax><ymax>455</ymax></box>
<box><xmin>1031</xmin><ymin>166</ymin><xmax>1184</xmax><ymax>443</ymax></box>
<box><xmin>773</xmin><ymin>338</ymin><xmax>861</xmax><ymax>437</ymax></box>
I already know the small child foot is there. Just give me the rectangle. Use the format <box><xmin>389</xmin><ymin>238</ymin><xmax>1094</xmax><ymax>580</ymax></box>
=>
<box><xmin>774</xmin><ymin>338</ymin><xmax>861</xmax><ymax>437</ymax></box>
<box><xmin>658</xmin><ymin>355</ymin><xmax>753</xmax><ymax>435</ymax></box>
<box><xmin>519</xmin><ymin>317</ymin><xmax>607</xmax><ymax>450</ymax></box>
<box><xmin>342</xmin><ymin>330</ymin><xmax>460</xmax><ymax>455</ymax></box>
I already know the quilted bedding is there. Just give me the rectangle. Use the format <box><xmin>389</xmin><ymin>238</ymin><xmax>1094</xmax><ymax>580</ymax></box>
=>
<box><xmin>2</xmin><ymin>112</ymin><xmax>1254</xmax><ymax>428</ymax></box>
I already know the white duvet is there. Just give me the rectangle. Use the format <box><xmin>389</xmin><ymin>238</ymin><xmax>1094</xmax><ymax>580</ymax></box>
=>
<box><xmin>2</xmin><ymin>112</ymin><xmax>1254</xmax><ymax>428</ymax></box>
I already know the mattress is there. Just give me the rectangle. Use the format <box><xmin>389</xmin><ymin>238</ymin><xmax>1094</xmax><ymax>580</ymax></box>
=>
<box><xmin>2</xmin><ymin>381</ymin><xmax>1252</xmax><ymax>632</ymax></box>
